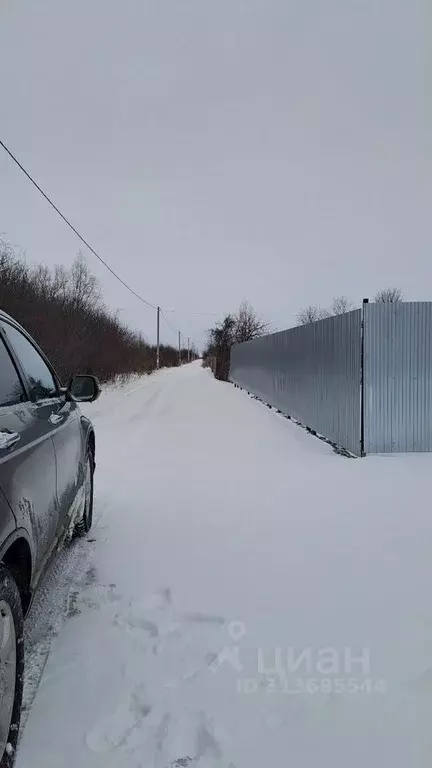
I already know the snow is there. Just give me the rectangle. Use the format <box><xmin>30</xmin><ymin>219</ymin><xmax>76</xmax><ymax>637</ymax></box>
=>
<box><xmin>17</xmin><ymin>362</ymin><xmax>432</xmax><ymax>767</ymax></box>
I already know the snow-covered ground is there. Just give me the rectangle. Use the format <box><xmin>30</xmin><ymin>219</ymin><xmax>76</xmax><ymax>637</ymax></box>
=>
<box><xmin>17</xmin><ymin>362</ymin><xmax>432</xmax><ymax>767</ymax></box>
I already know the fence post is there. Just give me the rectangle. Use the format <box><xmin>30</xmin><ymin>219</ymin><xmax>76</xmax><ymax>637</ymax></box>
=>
<box><xmin>360</xmin><ymin>298</ymin><xmax>369</xmax><ymax>457</ymax></box>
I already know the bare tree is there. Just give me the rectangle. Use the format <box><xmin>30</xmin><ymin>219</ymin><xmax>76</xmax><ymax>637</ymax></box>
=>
<box><xmin>330</xmin><ymin>296</ymin><xmax>354</xmax><ymax>315</ymax></box>
<box><xmin>69</xmin><ymin>252</ymin><xmax>102</xmax><ymax>310</ymax></box>
<box><xmin>297</xmin><ymin>305</ymin><xmax>329</xmax><ymax>325</ymax></box>
<box><xmin>206</xmin><ymin>314</ymin><xmax>236</xmax><ymax>351</ymax></box>
<box><xmin>234</xmin><ymin>300</ymin><xmax>269</xmax><ymax>343</ymax></box>
<box><xmin>51</xmin><ymin>264</ymin><xmax>70</xmax><ymax>306</ymax></box>
<box><xmin>297</xmin><ymin>296</ymin><xmax>355</xmax><ymax>325</ymax></box>
<box><xmin>374</xmin><ymin>288</ymin><xmax>403</xmax><ymax>303</ymax></box>
<box><xmin>204</xmin><ymin>314</ymin><xmax>237</xmax><ymax>381</ymax></box>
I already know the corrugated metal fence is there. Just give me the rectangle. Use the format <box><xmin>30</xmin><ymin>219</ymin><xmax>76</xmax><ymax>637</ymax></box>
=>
<box><xmin>363</xmin><ymin>302</ymin><xmax>432</xmax><ymax>453</ymax></box>
<box><xmin>230</xmin><ymin>302</ymin><xmax>432</xmax><ymax>455</ymax></box>
<box><xmin>230</xmin><ymin>310</ymin><xmax>362</xmax><ymax>455</ymax></box>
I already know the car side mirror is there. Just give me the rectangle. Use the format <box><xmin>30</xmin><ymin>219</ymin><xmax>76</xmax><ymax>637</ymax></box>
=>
<box><xmin>67</xmin><ymin>375</ymin><xmax>101</xmax><ymax>403</ymax></box>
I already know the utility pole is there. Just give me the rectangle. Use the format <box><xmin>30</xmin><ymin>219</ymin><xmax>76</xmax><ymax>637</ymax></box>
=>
<box><xmin>187</xmin><ymin>337</ymin><xmax>190</xmax><ymax>363</ymax></box>
<box><xmin>178</xmin><ymin>330</ymin><xmax>181</xmax><ymax>366</ymax></box>
<box><xmin>156</xmin><ymin>306</ymin><xmax>160</xmax><ymax>369</ymax></box>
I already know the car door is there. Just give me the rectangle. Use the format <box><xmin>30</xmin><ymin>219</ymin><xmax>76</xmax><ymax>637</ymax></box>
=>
<box><xmin>0</xmin><ymin>320</ymin><xmax>84</xmax><ymax>541</ymax></box>
<box><xmin>0</xmin><ymin>328</ymin><xmax>58</xmax><ymax>581</ymax></box>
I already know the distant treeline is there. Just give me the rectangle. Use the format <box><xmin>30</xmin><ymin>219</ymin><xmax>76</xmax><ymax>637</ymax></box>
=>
<box><xmin>0</xmin><ymin>239</ymin><xmax>192</xmax><ymax>383</ymax></box>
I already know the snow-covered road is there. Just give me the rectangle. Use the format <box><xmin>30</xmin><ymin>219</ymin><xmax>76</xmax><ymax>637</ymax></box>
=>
<box><xmin>17</xmin><ymin>363</ymin><xmax>432</xmax><ymax>767</ymax></box>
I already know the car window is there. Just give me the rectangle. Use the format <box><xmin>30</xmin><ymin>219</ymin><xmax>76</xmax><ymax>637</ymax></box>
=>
<box><xmin>0</xmin><ymin>321</ymin><xmax>58</xmax><ymax>401</ymax></box>
<box><xmin>0</xmin><ymin>335</ymin><xmax>26</xmax><ymax>407</ymax></box>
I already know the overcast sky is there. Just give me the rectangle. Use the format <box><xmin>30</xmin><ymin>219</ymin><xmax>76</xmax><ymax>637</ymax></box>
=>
<box><xmin>0</xmin><ymin>0</ymin><xmax>429</xmax><ymax>348</ymax></box>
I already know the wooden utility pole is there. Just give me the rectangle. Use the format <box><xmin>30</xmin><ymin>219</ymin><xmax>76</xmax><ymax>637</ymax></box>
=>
<box><xmin>156</xmin><ymin>306</ymin><xmax>160</xmax><ymax>369</ymax></box>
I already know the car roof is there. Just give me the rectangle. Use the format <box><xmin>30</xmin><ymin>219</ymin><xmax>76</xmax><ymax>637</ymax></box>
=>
<box><xmin>0</xmin><ymin>308</ymin><xmax>24</xmax><ymax>325</ymax></box>
<box><xmin>0</xmin><ymin>308</ymin><xmax>63</xmax><ymax>382</ymax></box>
<box><xmin>0</xmin><ymin>308</ymin><xmax>15</xmax><ymax>321</ymax></box>
<box><xmin>0</xmin><ymin>309</ymin><xmax>32</xmax><ymax>338</ymax></box>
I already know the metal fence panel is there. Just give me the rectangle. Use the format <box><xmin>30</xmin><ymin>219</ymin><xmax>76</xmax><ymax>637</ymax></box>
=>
<box><xmin>230</xmin><ymin>310</ymin><xmax>362</xmax><ymax>455</ymax></box>
<box><xmin>363</xmin><ymin>302</ymin><xmax>432</xmax><ymax>453</ymax></box>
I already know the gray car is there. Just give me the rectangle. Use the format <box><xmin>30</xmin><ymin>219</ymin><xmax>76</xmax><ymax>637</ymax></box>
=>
<box><xmin>0</xmin><ymin>309</ymin><xmax>100</xmax><ymax>766</ymax></box>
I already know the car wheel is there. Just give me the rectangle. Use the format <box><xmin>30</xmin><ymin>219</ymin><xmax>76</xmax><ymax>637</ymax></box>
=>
<box><xmin>74</xmin><ymin>451</ymin><xmax>94</xmax><ymax>537</ymax></box>
<box><xmin>0</xmin><ymin>566</ymin><xmax>24</xmax><ymax>767</ymax></box>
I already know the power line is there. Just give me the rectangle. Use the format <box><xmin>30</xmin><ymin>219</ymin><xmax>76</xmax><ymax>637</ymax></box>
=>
<box><xmin>160</xmin><ymin>309</ymin><xmax>179</xmax><ymax>336</ymax></box>
<box><xmin>0</xmin><ymin>138</ymin><xmax>158</xmax><ymax>310</ymax></box>
<box><xmin>162</xmin><ymin>308</ymin><xmax>222</xmax><ymax>317</ymax></box>
<box><xmin>160</xmin><ymin>309</ymin><xmax>202</xmax><ymax>349</ymax></box>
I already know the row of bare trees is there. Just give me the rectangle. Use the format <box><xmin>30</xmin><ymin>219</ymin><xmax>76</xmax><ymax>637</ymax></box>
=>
<box><xmin>0</xmin><ymin>240</ymin><xmax>189</xmax><ymax>382</ymax></box>
<box><xmin>297</xmin><ymin>288</ymin><xmax>403</xmax><ymax>325</ymax></box>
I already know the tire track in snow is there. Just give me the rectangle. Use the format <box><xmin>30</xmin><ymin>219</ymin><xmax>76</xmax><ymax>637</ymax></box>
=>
<box><xmin>20</xmin><ymin>372</ymin><xmax>172</xmax><ymax>740</ymax></box>
<box><xmin>19</xmin><ymin>505</ymin><xmax>103</xmax><ymax>739</ymax></box>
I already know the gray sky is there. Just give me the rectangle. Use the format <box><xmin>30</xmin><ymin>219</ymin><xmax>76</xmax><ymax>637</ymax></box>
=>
<box><xmin>0</xmin><ymin>0</ymin><xmax>429</xmax><ymax>348</ymax></box>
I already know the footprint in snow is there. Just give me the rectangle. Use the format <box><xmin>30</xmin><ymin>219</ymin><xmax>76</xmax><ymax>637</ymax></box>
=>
<box><xmin>183</xmin><ymin>612</ymin><xmax>225</xmax><ymax>627</ymax></box>
<box><xmin>86</xmin><ymin>684</ymin><xmax>151</xmax><ymax>754</ymax></box>
<box><xmin>196</xmin><ymin>712</ymin><xmax>222</xmax><ymax>761</ymax></box>
<box><xmin>162</xmin><ymin>712</ymin><xmax>232</xmax><ymax>768</ymax></box>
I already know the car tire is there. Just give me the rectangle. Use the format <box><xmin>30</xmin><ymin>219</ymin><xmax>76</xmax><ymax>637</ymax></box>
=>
<box><xmin>0</xmin><ymin>566</ymin><xmax>24</xmax><ymax>768</ymax></box>
<box><xmin>74</xmin><ymin>450</ymin><xmax>94</xmax><ymax>538</ymax></box>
